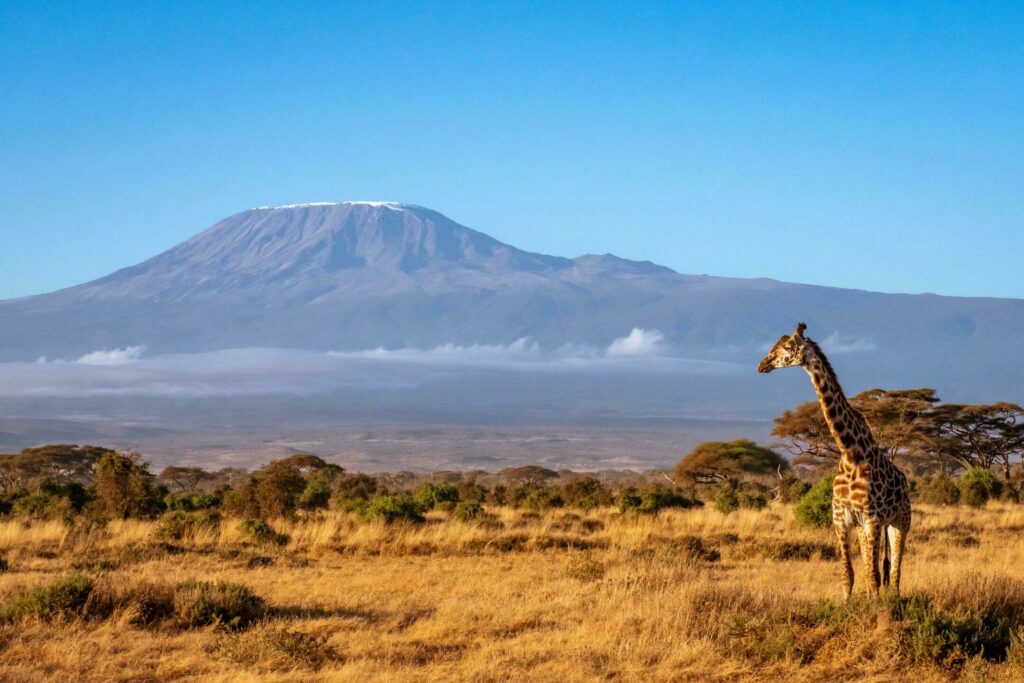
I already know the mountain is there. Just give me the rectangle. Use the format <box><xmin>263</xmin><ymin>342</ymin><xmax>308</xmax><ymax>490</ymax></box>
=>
<box><xmin>1</xmin><ymin>201</ymin><xmax>1023</xmax><ymax>400</ymax></box>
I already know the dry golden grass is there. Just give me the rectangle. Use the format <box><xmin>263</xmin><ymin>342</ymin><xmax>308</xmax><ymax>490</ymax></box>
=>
<box><xmin>0</xmin><ymin>503</ymin><xmax>1022</xmax><ymax>682</ymax></box>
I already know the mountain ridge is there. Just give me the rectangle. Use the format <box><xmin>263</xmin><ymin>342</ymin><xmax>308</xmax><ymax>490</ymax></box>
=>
<box><xmin>0</xmin><ymin>201</ymin><xmax>1022</xmax><ymax>402</ymax></box>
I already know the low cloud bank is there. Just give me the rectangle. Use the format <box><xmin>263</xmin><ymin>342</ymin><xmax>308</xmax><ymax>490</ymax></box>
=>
<box><xmin>0</xmin><ymin>332</ymin><xmax>745</xmax><ymax>398</ymax></box>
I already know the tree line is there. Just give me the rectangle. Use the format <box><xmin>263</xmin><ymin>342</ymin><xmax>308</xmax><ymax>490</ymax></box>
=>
<box><xmin>0</xmin><ymin>387</ymin><xmax>1019</xmax><ymax>527</ymax></box>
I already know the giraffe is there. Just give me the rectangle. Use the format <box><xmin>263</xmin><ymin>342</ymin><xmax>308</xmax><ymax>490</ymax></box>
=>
<box><xmin>758</xmin><ymin>322</ymin><xmax>911</xmax><ymax>599</ymax></box>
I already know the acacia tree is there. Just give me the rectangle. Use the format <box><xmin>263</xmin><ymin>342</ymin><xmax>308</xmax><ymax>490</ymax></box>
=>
<box><xmin>0</xmin><ymin>444</ymin><xmax>114</xmax><ymax>490</ymax></box>
<box><xmin>498</xmin><ymin>466</ymin><xmax>560</xmax><ymax>487</ymax></box>
<box><xmin>925</xmin><ymin>402</ymin><xmax>1024</xmax><ymax>483</ymax></box>
<box><xmin>157</xmin><ymin>466</ymin><xmax>210</xmax><ymax>495</ymax></box>
<box><xmin>674</xmin><ymin>439</ymin><xmax>788</xmax><ymax>485</ymax></box>
<box><xmin>772</xmin><ymin>388</ymin><xmax>940</xmax><ymax>475</ymax></box>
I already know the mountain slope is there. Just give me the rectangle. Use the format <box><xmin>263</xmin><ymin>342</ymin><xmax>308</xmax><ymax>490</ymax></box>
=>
<box><xmin>0</xmin><ymin>201</ymin><xmax>1022</xmax><ymax>399</ymax></box>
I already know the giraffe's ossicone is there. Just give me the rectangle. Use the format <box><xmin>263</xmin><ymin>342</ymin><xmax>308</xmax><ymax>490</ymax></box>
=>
<box><xmin>759</xmin><ymin>322</ymin><xmax>911</xmax><ymax>599</ymax></box>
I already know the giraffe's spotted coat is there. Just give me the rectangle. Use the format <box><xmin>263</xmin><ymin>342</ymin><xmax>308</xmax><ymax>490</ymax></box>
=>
<box><xmin>758</xmin><ymin>323</ymin><xmax>911</xmax><ymax>600</ymax></box>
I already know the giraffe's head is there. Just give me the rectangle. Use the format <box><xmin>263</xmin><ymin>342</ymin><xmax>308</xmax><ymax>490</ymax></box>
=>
<box><xmin>757</xmin><ymin>323</ymin><xmax>810</xmax><ymax>373</ymax></box>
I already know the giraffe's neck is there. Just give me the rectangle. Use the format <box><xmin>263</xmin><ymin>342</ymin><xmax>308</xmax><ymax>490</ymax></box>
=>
<box><xmin>802</xmin><ymin>343</ymin><xmax>879</xmax><ymax>468</ymax></box>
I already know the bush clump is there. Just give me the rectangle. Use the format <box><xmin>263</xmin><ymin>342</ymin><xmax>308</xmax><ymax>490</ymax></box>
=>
<box><xmin>353</xmin><ymin>495</ymin><xmax>425</xmax><ymax>524</ymax></box>
<box><xmin>173</xmin><ymin>580</ymin><xmax>266</xmax><ymax>630</ymax></box>
<box><xmin>510</xmin><ymin>485</ymin><xmax>564</xmax><ymax>511</ymax></box>
<box><xmin>894</xmin><ymin>591</ymin><xmax>1020</xmax><ymax>667</ymax></box>
<box><xmin>777</xmin><ymin>475</ymin><xmax>811</xmax><ymax>503</ymax></box>
<box><xmin>5</xmin><ymin>481</ymin><xmax>90</xmax><ymax>522</ymax></box>
<box><xmin>793</xmin><ymin>476</ymin><xmax>833</xmax><ymax>528</ymax></box>
<box><xmin>1</xmin><ymin>573</ymin><xmax>94</xmax><ymax>621</ymax></box>
<box><xmin>238</xmin><ymin>519</ymin><xmax>288</xmax><ymax>546</ymax></box>
<box><xmin>164</xmin><ymin>492</ymin><xmax>220</xmax><ymax>511</ymax></box>
<box><xmin>222</xmin><ymin>480</ymin><xmax>262</xmax><ymax>518</ymax></box>
<box><xmin>915</xmin><ymin>474</ymin><xmax>961</xmax><ymax>506</ymax></box>
<box><xmin>958</xmin><ymin>468</ymin><xmax>1003</xmax><ymax>508</ymax></box>
<box><xmin>450</xmin><ymin>501</ymin><xmax>488</xmax><ymax>524</ymax></box>
<box><xmin>297</xmin><ymin>476</ymin><xmax>333</xmax><ymax>510</ymax></box>
<box><xmin>412</xmin><ymin>482</ymin><xmax>460</xmax><ymax>511</ymax></box>
<box><xmin>714</xmin><ymin>482</ymin><xmax>770</xmax><ymax>514</ymax></box>
<box><xmin>331</xmin><ymin>473</ymin><xmax>378</xmax><ymax>511</ymax></box>
<box><xmin>560</xmin><ymin>477</ymin><xmax>614</xmax><ymax>510</ymax></box>
<box><xmin>619</xmin><ymin>485</ymin><xmax>700</xmax><ymax>515</ymax></box>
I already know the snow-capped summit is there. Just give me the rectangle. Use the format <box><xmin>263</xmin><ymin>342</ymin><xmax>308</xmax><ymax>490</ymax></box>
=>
<box><xmin>252</xmin><ymin>201</ymin><xmax>412</xmax><ymax>210</ymax></box>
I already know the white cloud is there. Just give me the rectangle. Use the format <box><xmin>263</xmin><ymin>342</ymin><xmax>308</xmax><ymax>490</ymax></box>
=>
<box><xmin>76</xmin><ymin>345</ymin><xmax>146</xmax><ymax>365</ymax></box>
<box><xmin>606</xmin><ymin>328</ymin><xmax>666</xmax><ymax>358</ymax></box>
<box><xmin>820</xmin><ymin>332</ymin><xmax>876</xmax><ymax>354</ymax></box>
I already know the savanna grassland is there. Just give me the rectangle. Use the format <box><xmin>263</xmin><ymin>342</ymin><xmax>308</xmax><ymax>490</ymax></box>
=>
<box><xmin>1</xmin><ymin>502</ymin><xmax>1023</xmax><ymax>682</ymax></box>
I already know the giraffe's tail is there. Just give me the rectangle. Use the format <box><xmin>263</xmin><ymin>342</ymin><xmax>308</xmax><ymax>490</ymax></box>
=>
<box><xmin>881</xmin><ymin>527</ymin><xmax>891</xmax><ymax>588</ymax></box>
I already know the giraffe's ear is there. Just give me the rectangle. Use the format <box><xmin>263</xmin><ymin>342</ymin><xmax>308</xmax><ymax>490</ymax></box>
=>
<box><xmin>793</xmin><ymin>322</ymin><xmax>807</xmax><ymax>339</ymax></box>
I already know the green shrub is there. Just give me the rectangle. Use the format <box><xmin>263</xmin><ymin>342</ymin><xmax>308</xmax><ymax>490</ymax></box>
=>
<box><xmin>6</xmin><ymin>481</ymin><xmax>90</xmax><ymax>521</ymax></box>
<box><xmin>561</xmin><ymin>477</ymin><xmax>614</xmax><ymax>510</ymax></box>
<box><xmin>713</xmin><ymin>483</ymin><xmax>767</xmax><ymax>514</ymax></box>
<box><xmin>510</xmin><ymin>485</ymin><xmax>564</xmax><ymax>511</ymax></box>
<box><xmin>172</xmin><ymin>580</ymin><xmax>266</xmax><ymax>630</ymax></box>
<box><xmin>254</xmin><ymin>460</ymin><xmax>307</xmax><ymax>518</ymax></box>
<box><xmin>450</xmin><ymin>501</ymin><xmax>485</xmax><ymax>523</ymax></box>
<box><xmin>958</xmin><ymin>468</ymin><xmax>1003</xmax><ymax>508</ymax></box>
<box><xmin>456</xmin><ymin>481</ymin><xmax>489</xmax><ymax>505</ymax></box>
<box><xmin>617</xmin><ymin>489</ymin><xmax>642</xmax><ymax>513</ymax></box>
<box><xmin>166</xmin><ymin>491</ymin><xmax>221</xmax><ymax>511</ymax></box>
<box><xmin>413</xmin><ymin>482</ymin><xmax>460</xmax><ymax>510</ymax></box>
<box><xmin>222</xmin><ymin>480</ymin><xmax>261</xmax><ymax>518</ymax></box>
<box><xmin>297</xmin><ymin>476</ymin><xmax>332</xmax><ymax>510</ymax></box>
<box><xmin>891</xmin><ymin>589</ymin><xmax>1024</xmax><ymax>666</ymax></box>
<box><xmin>238</xmin><ymin>519</ymin><xmax>288</xmax><ymax>546</ymax></box>
<box><xmin>713</xmin><ymin>487</ymin><xmax>739</xmax><ymax>514</ymax></box>
<box><xmin>354</xmin><ymin>495</ymin><xmax>425</xmax><ymax>524</ymax></box>
<box><xmin>794</xmin><ymin>476</ymin><xmax>833</xmax><ymax>528</ymax></box>
<box><xmin>737</xmin><ymin>487</ymin><xmax>768</xmax><ymax>510</ymax></box>
<box><xmin>2</xmin><ymin>573</ymin><xmax>94</xmax><ymax>621</ymax></box>
<box><xmin>778</xmin><ymin>476</ymin><xmax>811</xmax><ymax>503</ymax></box>
<box><xmin>331</xmin><ymin>473</ymin><xmax>378</xmax><ymax>510</ymax></box>
<box><xmin>12</xmin><ymin>491</ymin><xmax>73</xmax><ymax>521</ymax></box>
<box><xmin>915</xmin><ymin>474</ymin><xmax>961</xmax><ymax>505</ymax></box>
<box><xmin>620</xmin><ymin>485</ymin><xmax>700</xmax><ymax>515</ymax></box>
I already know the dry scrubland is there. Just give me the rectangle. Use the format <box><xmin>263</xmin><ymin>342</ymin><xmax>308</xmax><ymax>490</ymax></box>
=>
<box><xmin>0</xmin><ymin>504</ymin><xmax>1023</xmax><ymax>682</ymax></box>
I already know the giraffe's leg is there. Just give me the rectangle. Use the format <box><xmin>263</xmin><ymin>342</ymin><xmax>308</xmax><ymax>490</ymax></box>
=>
<box><xmin>887</xmin><ymin>525</ymin><xmax>907</xmax><ymax>595</ymax></box>
<box><xmin>835</xmin><ymin>522</ymin><xmax>854</xmax><ymax>601</ymax></box>
<box><xmin>881</xmin><ymin>528</ymin><xmax>891</xmax><ymax>589</ymax></box>
<box><xmin>858</xmin><ymin>521</ymin><xmax>881</xmax><ymax>596</ymax></box>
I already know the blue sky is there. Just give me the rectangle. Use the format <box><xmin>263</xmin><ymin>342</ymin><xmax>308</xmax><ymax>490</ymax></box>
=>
<box><xmin>1</xmin><ymin>1</ymin><xmax>1022</xmax><ymax>299</ymax></box>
